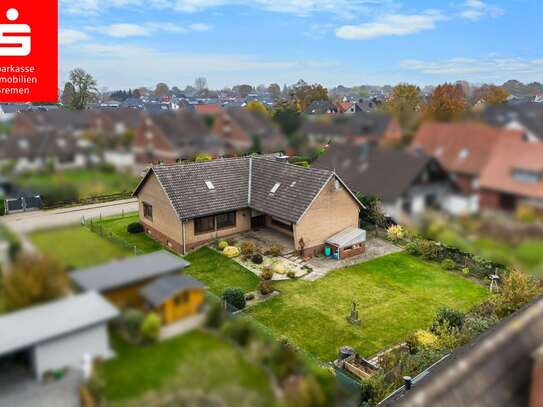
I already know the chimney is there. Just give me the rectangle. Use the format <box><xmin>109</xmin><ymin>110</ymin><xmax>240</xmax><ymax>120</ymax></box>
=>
<box><xmin>403</xmin><ymin>376</ymin><xmax>412</xmax><ymax>391</ymax></box>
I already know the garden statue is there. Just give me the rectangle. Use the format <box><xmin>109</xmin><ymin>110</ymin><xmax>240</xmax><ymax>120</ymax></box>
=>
<box><xmin>347</xmin><ymin>300</ymin><xmax>361</xmax><ymax>326</ymax></box>
<box><xmin>489</xmin><ymin>274</ymin><xmax>500</xmax><ymax>292</ymax></box>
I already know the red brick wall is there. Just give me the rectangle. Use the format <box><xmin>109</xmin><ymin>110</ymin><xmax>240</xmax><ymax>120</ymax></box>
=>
<box><xmin>454</xmin><ymin>173</ymin><xmax>476</xmax><ymax>195</ymax></box>
<box><xmin>479</xmin><ymin>189</ymin><xmax>501</xmax><ymax>211</ymax></box>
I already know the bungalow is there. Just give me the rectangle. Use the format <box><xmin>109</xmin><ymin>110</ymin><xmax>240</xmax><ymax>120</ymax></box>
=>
<box><xmin>479</xmin><ymin>137</ymin><xmax>543</xmax><ymax>212</ymax></box>
<box><xmin>410</xmin><ymin>122</ymin><xmax>523</xmax><ymax>214</ymax></box>
<box><xmin>133</xmin><ymin>155</ymin><xmax>364</xmax><ymax>257</ymax></box>
<box><xmin>313</xmin><ymin>143</ymin><xmax>453</xmax><ymax>221</ymax></box>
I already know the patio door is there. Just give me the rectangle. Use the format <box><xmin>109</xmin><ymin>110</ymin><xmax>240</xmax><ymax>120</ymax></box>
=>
<box><xmin>251</xmin><ymin>215</ymin><xmax>266</xmax><ymax>229</ymax></box>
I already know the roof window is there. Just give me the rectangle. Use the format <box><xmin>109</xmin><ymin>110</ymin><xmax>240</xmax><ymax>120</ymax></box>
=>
<box><xmin>270</xmin><ymin>182</ymin><xmax>281</xmax><ymax>194</ymax></box>
<box><xmin>458</xmin><ymin>148</ymin><xmax>470</xmax><ymax>160</ymax></box>
<box><xmin>205</xmin><ymin>181</ymin><xmax>215</xmax><ymax>190</ymax></box>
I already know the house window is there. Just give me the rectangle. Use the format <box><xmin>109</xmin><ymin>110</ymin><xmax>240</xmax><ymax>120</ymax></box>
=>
<box><xmin>143</xmin><ymin>202</ymin><xmax>153</xmax><ymax>221</ymax></box>
<box><xmin>216</xmin><ymin>211</ymin><xmax>236</xmax><ymax>229</ymax></box>
<box><xmin>512</xmin><ymin>169</ymin><xmax>541</xmax><ymax>184</ymax></box>
<box><xmin>195</xmin><ymin>215</ymin><xmax>215</xmax><ymax>234</ymax></box>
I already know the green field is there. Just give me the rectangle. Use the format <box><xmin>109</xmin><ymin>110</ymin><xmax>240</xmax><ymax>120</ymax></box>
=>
<box><xmin>29</xmin><ymin>225</ymin><xmax>129</xmax><ymax>269</ymax></box>
<box><xmin>247</xmin><ymin>252</ymin><xmax>489</xmax><ymax>360</ymax></box>
<box><xmin>101</xmin><ymin>331</ymin><xmax>276</xmax><ymax>407</ymax></box>
<box><xmin>14</xmin><ymin>168</ymin><xmax>138</xmax><ymax>199</ymax></box>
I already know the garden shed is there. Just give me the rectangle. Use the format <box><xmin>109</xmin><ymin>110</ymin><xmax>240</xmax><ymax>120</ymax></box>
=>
<box><xmin>139</xmin><ymin>275</ymin><xmax>205</xmax><ymax>325</ymax></box>
<box><xmin>325</xmin><ymin>227</ymin><xmax>367</xmax><ymax>260</ymax></box>
<box><xmin>70</xmin><ymin>250</ymin><xmax>190</xmax><ymax>308</ymax></box>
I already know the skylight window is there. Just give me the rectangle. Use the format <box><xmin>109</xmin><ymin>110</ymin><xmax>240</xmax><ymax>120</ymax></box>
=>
<box><xmin>270</xmin><ymin>182</ymin><xmax>281</xmax><ymax>194</ymax></box>
<box><xmin>205</xmin><ymin>181</ymin><xmax>215</xmax><ymax>190</ymax></box>
<box><xmin>458</xmin><ymin>148</ymin><xmax>470</xmax><ymax>160</ymax></box>
<box><xmin>512</xmin><ymin>169</ymin><xmax>541</xmax><ymax>184</ymax></box>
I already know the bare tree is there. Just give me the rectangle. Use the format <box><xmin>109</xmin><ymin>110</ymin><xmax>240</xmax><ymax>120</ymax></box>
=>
<box><xmin>194</xmin><ymin>77</ymin><xmax>208</xmax><ymax>94</ymax></box>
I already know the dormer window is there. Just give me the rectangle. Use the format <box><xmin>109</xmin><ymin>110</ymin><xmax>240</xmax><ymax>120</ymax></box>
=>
<box><xmin>458</xmin><ymin>148</ymin><xmax>470</xmax><ymax>160</ymax></box>
<box><xmin>205</xmin><ymin>181</ymin><xmax>215</xmax><ymax>190</ymax></box>
<box><xmin>270</xmin><ymin>183</ymin><xmax>281</xmax><ymax>194</ymax></box>
<box><xmin>512</xmin><ymin>169</ymin><xmax>542</xmax><ymax>184</ymax></box>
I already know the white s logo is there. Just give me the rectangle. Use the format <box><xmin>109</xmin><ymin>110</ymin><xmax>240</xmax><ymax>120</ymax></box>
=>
<box><xmin>0</xmin><ymin>8</ymin><xmax>31</xmax><ymax>56</ymax></box>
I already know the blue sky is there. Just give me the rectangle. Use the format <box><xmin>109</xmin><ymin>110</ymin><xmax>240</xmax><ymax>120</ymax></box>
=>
<box><xmin>59</xmin><ymin>0</ymin><xmax>543</xmax><ymax>90</ymax></box>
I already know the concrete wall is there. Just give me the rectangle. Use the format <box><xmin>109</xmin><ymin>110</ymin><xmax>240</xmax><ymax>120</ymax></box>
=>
<box><xmin>294</xmin><ymin>178</ymin><xmax>360</xmax><ymax>256</ymax></box>
<box><xmin>32</xmin><ymin>324</ymin><xmax>113</xmax><ymax>381</ymax></box>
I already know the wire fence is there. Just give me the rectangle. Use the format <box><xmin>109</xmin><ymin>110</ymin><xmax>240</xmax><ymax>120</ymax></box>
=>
<box><xmin>83</xmin><ymin>214</ymin><xmax>145</xmax><ymax>256</ymax></box>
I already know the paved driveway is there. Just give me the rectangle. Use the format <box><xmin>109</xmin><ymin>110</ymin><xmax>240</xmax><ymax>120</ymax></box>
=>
<box><xmin>0</xmin><ymin>366</ymin><xmax>80</xmax><ymax>407</ymax></box>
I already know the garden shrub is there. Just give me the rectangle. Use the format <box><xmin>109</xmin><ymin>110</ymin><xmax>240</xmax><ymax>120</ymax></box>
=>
<box><xmin>34</xmin><ymin>184</ymin><xmax>79</xmax><ymax>206</ymax></box>
<box><xmin>272</xmin><ymin>262</ymin><xmax>286</xmax><ymax>274</ymax></box>
<box><xmin>287</xmin><ymin>270</ymin><xmax>296</xmax><ymax>279</ymax></box>
<box><xmin>405</xmin><ymin>242</ymin><xmax>420</xmax><ymax>256</ymax></box>
<box><xmin>140</xmin><ymin>312</ymin><xmax>161</xmax><ymax>342</ymax></box>
<box><xmin>441</xmin><ymin>258</ymin><xmax>456</xmax><ymax>270</ymax></box>
<box><xmin>0</xmin><ymin>199</ymin><xmax>5</xmax><ymax>216</ymax></box>
<box><xmin>268</xmin><ymin>338</ymin><xmax>304</xmax><ymax>382</ymax></box>
<box><xmin>261</xmin><ymin>267</ymin><xmax>274</xmax><ymax>281</ymax></box>
<box><xmin>259</xmin><ymin>280</ymin><xmax>274</xmax><ymax>295</ymax></box>
<box><xmin>494</xmin><ymin>269</ymin><xmax>542</xmax><ymax>318</ymax></box>
<box><xmin>205</xmin><ymin>301</ymin><xmax>226</xmax><ymax>329</ymax></box>
<box><xmin>283</xmin><ymin>375</ymin><xmax>327</xmax><ymax>407</ymax></box>
<box><xmin>269</xmin><ymin>244</ymin><xmax>283</xmax><ymax>257</ymax></box>
<box><xmin>126</xmin><ymin>222</ymin><xmax>144</xmax><ymax>234</ymax></box>
<box><xmin>223</xmin><ymin>246</ymin><xmax>240</xmax><ymax>258</ymax></box>
<box><xmin>462</xmin><ymin>267</ymin><xmax>470</xmax><ymax>276</ymax></box>
<box><xmin>221</xmin><ymin>318</ymin><xmax>253</xmax><ymax>347</ymax></box>
<box><xmin>432</xmin><ymin>307</ymin><xmax>464</xmax><ymax>331</ymax></box>
<box><xmin>217</xmin><ymin>240</ymin><xmax>228</xmax><ymax>250</ymax></box>
<box><xmin>417</xmin><ymin>239</ymin><xmax>440</xmax><ymax>261</ymax></box>
<box><xmin>251</xmin><ymin>253</ymin><xmax>263</xmax><ymax>264</ymax></box>
<box><xmin>462</xmin><ymin>315</ymin><xmax>498</xmax><ymax>339</ymax></box>
<box><xmin>98</xmin><ymin>162</ymin><xmax>116</xmax><ymax>173</ymax></box>
<box><xmin>413</xmin><ymin>330</ymin><xmax>439</xmax><ymax>349</ymax></box>
<box><xmin>121</xmin><ymin>309</ymin><xmax>144</xmax><ymax>340</ymax></box>
<box><xmin>387</xmin><ymin>225</ymin><xmax>405</xmax><ymax>242</ymax></box>
<box><xmin>240</xmin><ymin>241</ymin><xmax>256</xmax><ymax>255</ymax></box>
<box><xmin>516</xmin><ymin>205</ymin><xmax>537</xmax><ymax>224</ymax></box>
<box><xmin>221</xmin><ymin>287</ymin><xmax>246</xmax><ymax>310</ymax></box>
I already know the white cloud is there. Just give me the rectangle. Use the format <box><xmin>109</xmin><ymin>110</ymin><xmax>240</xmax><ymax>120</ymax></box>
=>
<box><xmin>458</xmin><ymin>0</ymin><xmax>503</xmax><ymax>21</ymax></box>
<box><xmin>335</xmin><ymin>10</ymin><xmax>444</xmax><ymax>40</ymax></box>
<box><xmin>59</xmin><ymin>29</ymin><xmax>91</xmax><ymax>45</ymax></box>
<box><xmin>400</xmin><ymin>57</ymin><xmax>543</xmax><ymax>81</ymax></box>
<box><xmin>89</xmin><ymin>22</ymin><xmax>213</xmax><ymax>38</ymax></box>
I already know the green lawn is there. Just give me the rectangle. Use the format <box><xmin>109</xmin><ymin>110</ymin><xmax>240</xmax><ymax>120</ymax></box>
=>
<box><xmin>96</xmin><ymin>213</ymin><xmax>163</xmax><ymax>254</ymax></box>
<box><xmin>29</xmin><ymin>226</ymin><xmax>129</xmax><ymax>269</ymax></box>
<box><xmin>184</xmin><ymin>247</ymin><xmax>260</xmax><ymax>295</ymax></box>
<box><xmin>247</xmin><ymin>252</ymin><xmax>489</xmax><ymax>361</ymax></box>
<box><xmin>14</xmin><ymin>168</ymin><xmax>138</xmax><ymax>199</ymax></box>
<box><xmin>101</xmin><ymin>330</ymin><xmax>276</xmax><ymax>407</ymax></box>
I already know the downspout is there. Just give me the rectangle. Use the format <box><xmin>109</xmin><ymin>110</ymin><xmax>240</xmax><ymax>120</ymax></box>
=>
<box><xmin>248</xmin><ymin>157</ymin><xmax>252</xmax><ymax>206</ymax></box>
<box><xmin>182</xmin><ymin>219</ymin><xmax>186</xmax><ymax>255</ymax></box>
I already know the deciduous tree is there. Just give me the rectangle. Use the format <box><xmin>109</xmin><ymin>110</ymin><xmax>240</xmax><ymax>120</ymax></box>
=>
<box><xmin>3</xmin><ymin>254</ymin><xmax>69</xmax><ymax>311</ymax></box>
<box><xmin>381</xmin><ymin>83</ymin><xmax>421</xmax><ymax>134</ymax></box>
<box><xmin>246</xmin><ymin>101</ymin><xmax>268</xmax><ymax>116</ymax></box>
<box><xmin>473</xmin><ymin>85</ymin><xmax>509</xmax><ymax>106</ymax></box>
<box><xmin>423</xmin><ymin>83</ymin><xmax>467</xmax><ymax>122</ymax></box>
<box><xmin>68</xmin><ymin>68</ymin><xmax>98</xmax><ymax>110</ymax></box>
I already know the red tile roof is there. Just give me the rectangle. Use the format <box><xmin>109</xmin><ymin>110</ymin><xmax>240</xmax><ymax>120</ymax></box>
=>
<box><xmin>479</xmin><ymin>137</ymin><xmax>543</xmax><ymax>200</ymax></box>
<box><xmin>194</xmin><ymin>104</ymin><xmax>221</xmax><ymax>114</ymax></box>
<box><xmin>411</xmin><ymin>122</ymin><xmax>523</xmax><ymax>176</ymax></box>
<box><xmin>336</xmin><ymin>102</ymin><xmax>353</xmax><ymax>113</ymax></box>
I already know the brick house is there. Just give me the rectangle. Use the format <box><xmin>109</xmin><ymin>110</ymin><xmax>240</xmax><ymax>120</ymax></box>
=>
<box><xmin>211</xmin><ymin>108</ymin><xmax>288</xmax><ymax>153</ymax></box>
<box><xmin>133</xmin><ymin>110</ymin><xmax>226</xmax><ymax>164</ymax></box>
<box><xmin>133</xmin><ymin>155</ymin><xmax>364</xmax><ymax>257</ymax></box>
<box><xmin>479</xmin><ymin>137</ymin><xmax>543</xmax><ymax>212</ymax></box>
<box><xmin>410</xmin><ymin>122</ymin><xmax>523</xmax><ymax>214</ymax></box>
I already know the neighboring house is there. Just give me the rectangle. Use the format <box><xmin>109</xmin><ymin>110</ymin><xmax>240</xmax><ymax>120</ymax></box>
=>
<box><xmin>302</xmin><ymin>113</ymin><xmax>402</xmax><ymax>147</ymax></box>
<box><xmin>194</xmin><ymin>104</ymin><xmax>222</xmax><ymax>115</ymax></box>
<box><xmin>481</xmin><ymin>103</ymin><xmax>543</xmax><ymax>142</ymax></box>
<box><xmin>383</xmin><ymin>297</ymin><xmax>543</xmax><ymax>407</ymax></box>
<box><xmin>133</xmin><ymin>155</ymin><xmax>364</xmax><ymax>257</ymax></box>
<box><xmin>211</xmin><ymin>108</ymin><xmax>288</xmax><ymax>153</ymax></box>
<box><xmin>336</xmin><ymin>102</ymin><xmax>362</xmax><ymax>114</ymax></box>
<box><xmin>0</xmin><ymin>129</ymin><xmax>91</xmax><ymax>173</ymax></box>
<box><xmin>313</xmin><ymin>143</ymin><xmax>453</xmax><ymax>221</ymax></box>
<box><xmin>479</xmin><ymin>137</ymin><xmax>543</xmax><ymax>212</ymax></box>
<box><xmin>70</xmin><ymin>251</ymin><xmax>189</xmax><ymax>306</ymax></box>
<box><xmin>133</xmin><ymin>111</ymin><xmax>226</xmax><ymax>164</ymax></box>
<box><xmin>0</xmin><ymin>292</ymin><xmax>118</xmax><ymax>381</ymax></box>
<box><xmin>410</xmin><ymin>122</ymin><xmax>523</xmax><ymax>215</ymax></box>
<box><xmin>305</xmin><ymin>100</ymin><xmax>337</xmax><ymax>115</ymax></box>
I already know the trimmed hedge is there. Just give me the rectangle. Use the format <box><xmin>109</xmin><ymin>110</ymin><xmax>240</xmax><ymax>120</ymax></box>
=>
<box><xmin>126</xmin><ymin>222</ymin><xmax>144</xmax><ymax>234</ymax></box>
<box><xmin>221</xmin><ymin>287</ymin><xmax>246</xmax><ymax>310</ymax></box>
<box><xmin>0</xmin><ymin>199</ymin><xmax>5</xmax><ymax>216</ymax></box>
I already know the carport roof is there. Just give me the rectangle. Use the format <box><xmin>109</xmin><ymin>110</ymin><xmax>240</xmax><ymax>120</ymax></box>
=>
<box><xmin>0</xmin><ymin>292</ymin><xmax>119</xmax><ymax>356</ymax></box>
